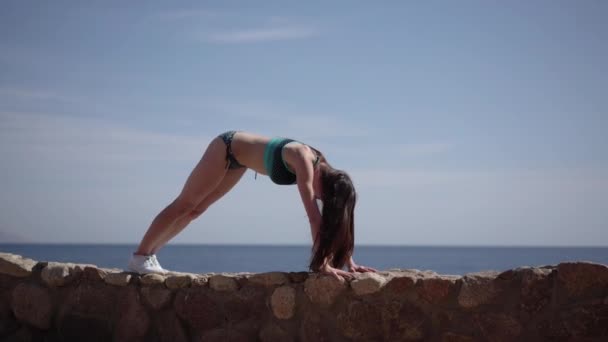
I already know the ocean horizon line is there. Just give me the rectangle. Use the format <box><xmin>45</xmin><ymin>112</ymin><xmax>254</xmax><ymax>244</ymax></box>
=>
<box><xmin>1</xmin><ymin>242</ymin><xmax>607</xmax><ymax>248</ymax></box>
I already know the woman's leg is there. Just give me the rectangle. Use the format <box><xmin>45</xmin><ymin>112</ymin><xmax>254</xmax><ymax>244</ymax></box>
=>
<box><xmin>149</xmin><ymin>167</ymin><xmax>247</xmax><ymax>254</ymax></box>
<box><xmin>134</xmin><ymin>137</ymin><xmax>228</xmax><ymax>255</ymax></box>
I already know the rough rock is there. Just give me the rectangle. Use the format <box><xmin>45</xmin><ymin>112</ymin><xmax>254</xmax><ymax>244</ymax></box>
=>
<box><xmin>114</xmin><ymin>286</ymin><xmax>150</xmax><ymax>341</ymax></box>
<box><xmin>418</xmin><ymin>276</ymin><xmax>457</xmax><ymax>304</ymax></box>
<box><xmin>259</xmin><ymin>321</ymin><xmax>294</xmax><ymax>342</ymax></box>
<box><xmin>140</xmin><ymin>287</ymin><xmax>172</xmax><ymax>310</ymax></box>
<box><xmin>58</xmin><ymin>283</ymin><xmax>117</xmax><ymax>325</ymax></box>
<box><xmin>381</xmin><ymin>300</ymin><xmax>430</xmax><ymax>340</ymax></box>
<box><xmin>0</xmin><ymin>253</ymin><xmax>37</xmax><ymax>277</ymax></box>
<box><xmin>560</xmin><ymin>304</ymin><xmax>608</xmax><ymax>337</ymax></box>
<box><xmin>41</xmin><ymin>263</ymin><xmax>71</xmax><ymax>287</ymax></box>
<box><xmin>83</xmin><ymin>266</ymin><xmax>108</xmax><ymax>281</ymax></box>
<box><xmin>57</xmin><ymin>313</ymin><xmax>112</xmax><ymax>342</ymax></box>
<box><xmin>140</xmin><ymin>273</ymin><xmax>166</xmax><ymax>286</ymax></box>
<box><xmin>41</xmin><ymin>262</ymin><xmax>94</xmax><ymax>287</ymax></box>
<box><xmin>226</xmin><ymin>286</ymin><xmax>267</xmax><ymax>324</ymax></box>
<box><xmin>0</xmin><ymin>287</ymin><xmax>19</xmax><ymax>336</ymax></box>
<box><xmin>299</xmin><ymin>312</ymin><xmax>330</xmax><ymax>342</ymax></box>
<box><xmin>441</xmin><ymin>332</ymin><xmax>475</xmax><ymax>342</ymax></box>
<box><xmin>221</xmin><ymin>291</ymin><xmax>259</xmax><ymax>323</ymax></box>
<box><xmin>165</xmin><ymin>274</ymin><xmax>194</xmax><ymax>289</ymax></box>
<box><xmin>104</xmin><ymin>272</ymin><xmax>132</xmax><ymax>286</ymax></box>
<box><xmin>191</xmin><ymin>275</ymin><xmax>209</xmax><ymax>287</ymax></box>
<box><xmin>337</xmin><ymin>300</ymin><xmax>383</xmax><ymax>340</ymax></box>
<box><xmin>536</xmin><ymin>316</ymin><xmax>570</xmax><ymax>339</ymax></box>
<box><xmin>288</xmin><ymin>271</ymin><xmax>309</xmax><ymax>283</ymax></box>
<box><xmin>174</xmin><ymin>290</ymin><xmax>223</xmax><ymax>331</ymax></box>
<box><xmin>474</xmin><ymin>312</ymin><xmax>523</xmax><ymax>341</ymax></box>
<box><xmin>153</xmin><ymin>310</ymin><xmax>188</xmax><ymax>342</ymax></box>
<box><xmin>350</xmin><ymin>272</ymin><xmax>387</xmax><ymax>295</ymax></box>
<box><xmin>457</xmin><ymin>271</ymin><xmax>500</xmax><ymax>308</ymax></box>
<box><xmin>11</xmin><ymin>283</ymin><xmax>52</xmax><ymax>329</ymax></box>
<box><xmin>271</xmin><ymin>285</ymin><xmax>296</xmax><ymax>319</ymax></box>
<box><xmin>557</xmin><ymin>262</ymin><xmax>608</xmax><ymax>300</ymax></box>
<box><xmin>200</xmin><ymin>328</ymin><xmax>249</xmax><ymax>342</ymax></box>
<box><xmin>304</xmin><ymin>274</ymin><xmax>347</xmax><ymax>307</ymax></box>
<box><xmin>520</xmin><ymin>267</ymin><xmax>553</xmax><ymax>313</ymax></box>
<box><xmin>209</xmin><ymin>274</ymin><xmax>239</xmax><ymax>291</ymax></box>
<box><xmin>2</xmin><ymin>254</ymin><xmax>608</xmax><ymax>341</ymax></box>
<box><xmin>383</xmin><ymin>271</ymin><xmax>417</xmax><ymax>293</ymax></box>
<box><xmin>40</xmin><ymin>262</ymin><xmax>76</xmax><ymax>287</ymax></box>
<box><xmin>248</xmin><ymin>271</ymin><xmax>289</xmax><ymax>286</ymax></box>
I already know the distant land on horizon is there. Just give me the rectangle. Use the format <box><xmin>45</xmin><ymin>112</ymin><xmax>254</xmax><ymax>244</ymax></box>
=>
<box><xmin>0</xmin><ymin>240</ymin><xmax>606</xmax><ymax>248</ymax></box>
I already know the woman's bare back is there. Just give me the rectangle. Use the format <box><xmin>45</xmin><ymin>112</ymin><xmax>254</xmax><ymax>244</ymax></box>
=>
<box><xmin>230</xmin><ymin>131</ymin><xmax>319</xmax><ymax>176</ymax></box>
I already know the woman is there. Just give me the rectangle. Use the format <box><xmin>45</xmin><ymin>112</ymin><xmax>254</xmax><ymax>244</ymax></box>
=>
<box><xmin>128</xmin><ymin>130</ymin><xmax>377</xmax><ymax>280</ymax></box>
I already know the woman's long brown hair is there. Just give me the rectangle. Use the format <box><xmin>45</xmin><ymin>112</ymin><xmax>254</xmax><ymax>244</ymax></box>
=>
<box><xmin>308</xmin><ymin>157</ymin><xmax>356</xmax><ymax>272</ymax></box>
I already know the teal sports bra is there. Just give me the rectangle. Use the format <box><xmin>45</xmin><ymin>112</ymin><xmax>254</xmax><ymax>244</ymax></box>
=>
<box><xmin>263</xmin><ymin>138</ymin><xmax>320</xmax><ymax>185</ymax></box>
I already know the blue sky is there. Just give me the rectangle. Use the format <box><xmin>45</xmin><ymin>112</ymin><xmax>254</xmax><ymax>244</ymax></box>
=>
<box><xmin>1</xmin><ymin>1</ymin><xmax>606</xmax><ymax>246</ymax></box>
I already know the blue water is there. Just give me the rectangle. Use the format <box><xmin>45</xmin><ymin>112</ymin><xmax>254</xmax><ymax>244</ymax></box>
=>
<box><xmin>1</xmin><ymin>244</ymin><xmax>607</xmax><ymax>275</ymax></box>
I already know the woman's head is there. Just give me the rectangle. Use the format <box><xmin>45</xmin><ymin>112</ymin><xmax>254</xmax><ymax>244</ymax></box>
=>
<box><xmin>309</xmin><ymin>163</ymin><xmax>356</xmax><ymax>271</ymax></box>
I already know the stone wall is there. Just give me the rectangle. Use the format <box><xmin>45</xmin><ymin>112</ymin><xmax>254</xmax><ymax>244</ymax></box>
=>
<box><xmin>1</xmin><ymin>252</ymin><xmax>607</xmax><ymax>341</ymax></box>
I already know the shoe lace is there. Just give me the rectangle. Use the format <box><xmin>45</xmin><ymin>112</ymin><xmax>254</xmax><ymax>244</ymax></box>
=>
<box><xmin>143</xmin><ymin>256</ymin><xmax>155</xmax><ymax>268</ymax></box>
<box><xmin>150</xmin><ymin>255</ymin><xmax>159</xmax><ymax>267</ymax></box>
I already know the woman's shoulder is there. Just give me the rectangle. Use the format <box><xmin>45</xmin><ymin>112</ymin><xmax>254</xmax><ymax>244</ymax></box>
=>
<box><xmin>284</xmin><ymin>142</ymin><xmax>323</xmax><ymax>166</ymax></box>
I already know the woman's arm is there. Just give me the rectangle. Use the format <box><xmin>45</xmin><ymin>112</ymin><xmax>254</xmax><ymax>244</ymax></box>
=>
<box><xmin>292</xmin><ymin>147</ymin><xmax>322</xmax><ymax>244</ymax></box>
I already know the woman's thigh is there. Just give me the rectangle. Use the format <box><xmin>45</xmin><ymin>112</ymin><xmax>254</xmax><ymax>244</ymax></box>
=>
<box><xmin>176</xmin><ymin>137</ymin><xmax>228</xmax><ymax>207</ymax></box>
<box><xmin>191</xmin><ymin>167</ymin><xmax>247</xmax><ymax>217</ymax></box>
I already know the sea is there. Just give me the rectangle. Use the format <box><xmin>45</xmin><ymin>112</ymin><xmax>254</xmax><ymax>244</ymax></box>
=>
<box><xmin>1</xmin><ymin>244</ymin><xmax>607</xmax><ymax>276</ymax></box>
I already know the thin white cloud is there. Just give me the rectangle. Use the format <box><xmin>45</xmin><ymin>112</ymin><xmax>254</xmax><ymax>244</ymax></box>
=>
<box><xmin>0</xmin><ymin>86</ymin><xmax>82</xmax><ymax>104</ymax></box>
<box><xmin>204</xmin><ymin>27</ymin><xmax>318</xmax><ymax>43</ymax></box>
<box><xmin>148</xmin><ymin>8</ymin><xmax>319</xmax><ymax>44</ymax></box>
<box><xmin>397</xmin><ymin>142</ymin><xmax>452</xmax><ymax>157</ymax></box>
<box><xmin>205</xmin><ymin>100</ymin><xmax>371</xmax><ymax>141</ymax></box>
<box><xmin>205</xmin><ymin>102</ymin><xmax>451</xmax><ymax>157</ymax></box>
<box><xmin>350</xmin><ymin>168</ymin><xmax>468</xmax><ymax>188</ymax></box>
<box><xmin>350</xmin><ymin>167</ymin><xmax>608</xmax><ymax>191</ymax></box>
<box><xmin>323</xmin><ymin>142</ymin><xmax>454</xmax><ymax>164</ymax></box>
<box><xmin>151</xmin><ymin>9</ymin><xmax>218</xmax><ymax>21</ymax></box>
<box><xmin>0</xmin><ymin>111</ymin><xmax>209</xmax><ymax>164</ymax></box>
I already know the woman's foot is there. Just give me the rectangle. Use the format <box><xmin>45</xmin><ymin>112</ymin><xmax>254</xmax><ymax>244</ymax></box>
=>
<box><xmin>150</xmin><ymin>254</ymin><xmax>168</xmax><ymax>273</ymax></box>
<box><xmin>128</xmin><ymin>253</ymin><xmax>167</xmax><ymax>274</ymax></box>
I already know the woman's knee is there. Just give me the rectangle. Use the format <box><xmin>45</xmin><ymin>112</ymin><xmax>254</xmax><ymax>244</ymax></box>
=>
<box><xmin>188</xmin><ymin>208</ymin><xmax>205</xmax><ymax>221</ymax></box>
<box><xmin>169</xmin><ymin>197</ymin><xmax>200</xmax><ymax>218</ymax></box>
<box><xmin>188</xmin><ymin>199</ymin><xmax>212</xmax><ymax>220</ymax></box>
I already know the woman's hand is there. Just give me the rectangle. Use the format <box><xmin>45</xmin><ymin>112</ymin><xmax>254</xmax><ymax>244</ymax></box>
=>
<box><xmin>347</xmin><ymin>258</ymin><xmax>378</xmax><ymax>273</ymax></box>
<box><xmin>319</xmin><ymin>264</ymin><xmax>356</xmax><ymax>282</ymax></box>
<box><xmin>348</xmin><ymin>264</ymin><xmax>378</xmax><ymax>273</ymax></box>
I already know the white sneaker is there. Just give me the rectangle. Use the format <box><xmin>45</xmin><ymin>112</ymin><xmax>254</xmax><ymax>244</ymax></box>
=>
<box><xmin>128</xmin><ymin>254</ymin><xmax>166</xmax><ymax>274</ymax></box>
<box><xmin>150</xmin><ymin>254</ymin><xmax>168</xmax><ymax>273</ymax></box>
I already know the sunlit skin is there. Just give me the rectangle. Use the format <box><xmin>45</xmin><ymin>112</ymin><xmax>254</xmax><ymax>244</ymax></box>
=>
<box><xmin>134</xmin><ymin>131</ymin><xmax>377</xmax><ymax>281</ymax></box>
